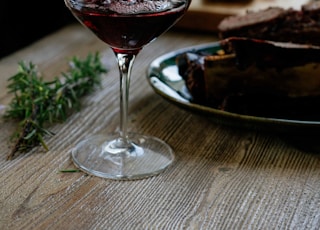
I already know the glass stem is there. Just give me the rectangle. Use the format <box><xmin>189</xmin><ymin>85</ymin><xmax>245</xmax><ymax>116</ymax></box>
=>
<box><xmin>115</xmin><ymin>52</ymin><xmax>136</xmax><ymax>146</ymax></box>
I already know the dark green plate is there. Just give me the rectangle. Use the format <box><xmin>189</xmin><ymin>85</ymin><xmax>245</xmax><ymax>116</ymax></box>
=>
<box><xmin>147</xmin><ymin>42</ymin><xmax>320</xmax><ymax>134</ymax></box>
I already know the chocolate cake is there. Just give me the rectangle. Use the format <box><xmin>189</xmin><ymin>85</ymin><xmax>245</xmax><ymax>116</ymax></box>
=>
<box><xmin>218</xmin><ymin>1</ymin><xmax>320</xmax><ymax>45</ymax></box>
<box><xmin>176</xmin><ymin>1</ymin><xmax>320</xmax><ymax>120</ymax></box>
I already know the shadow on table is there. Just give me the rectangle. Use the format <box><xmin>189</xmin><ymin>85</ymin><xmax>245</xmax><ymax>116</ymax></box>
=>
<box><xmin>0</xmin><ymin>0</ymin><xmax>76</xmax><ymax>58</ymax></box>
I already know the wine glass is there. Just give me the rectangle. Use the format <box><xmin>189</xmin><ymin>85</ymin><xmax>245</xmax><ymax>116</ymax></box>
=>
<box><xmin>64</xmin><ymin>0</ymin><xmax>191</xmax><ymax>179</ymax></box>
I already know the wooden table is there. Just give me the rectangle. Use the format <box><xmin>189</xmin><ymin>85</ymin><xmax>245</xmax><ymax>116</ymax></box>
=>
<box><xmin>1</xmin><ymin>23</ymin><xmax>320</xmax><ymax>230</ymax></box>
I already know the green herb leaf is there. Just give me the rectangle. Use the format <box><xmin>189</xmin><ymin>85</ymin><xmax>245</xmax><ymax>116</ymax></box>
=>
<box><xmin>4</xmin><ymin>52</ymin><xmax>107</xmax><ymax>160</ymax></box>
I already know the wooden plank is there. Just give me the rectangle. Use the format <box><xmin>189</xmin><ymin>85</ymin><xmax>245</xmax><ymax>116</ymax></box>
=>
<box><xmin>0</xmin><ymin>23</ymin><xmax>320</xmax><ymax>230</ymax></box>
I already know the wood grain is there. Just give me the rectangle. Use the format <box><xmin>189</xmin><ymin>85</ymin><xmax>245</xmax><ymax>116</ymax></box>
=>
<box><xmin>0</xmin><ymin>24</ymin><xmax>319</xmax><ymax>230</ymax></box>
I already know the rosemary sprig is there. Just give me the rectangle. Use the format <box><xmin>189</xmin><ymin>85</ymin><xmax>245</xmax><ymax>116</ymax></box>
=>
<box><xmin>4</xmin><ymin>53</ymin><xmax>107</xmax><ymax>160</ymax></box>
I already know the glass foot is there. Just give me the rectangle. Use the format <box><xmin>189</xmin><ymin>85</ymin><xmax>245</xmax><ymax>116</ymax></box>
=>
<box><xmin>71</xmin><ymin>133</ymin><xmax>174</xmax><ymax>180</ymax></box>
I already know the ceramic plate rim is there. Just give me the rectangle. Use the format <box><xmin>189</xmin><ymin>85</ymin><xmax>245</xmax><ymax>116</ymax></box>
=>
<box><xmin>147</xmin><ymin>42</ymin><xmax>320</xmax><ymax>130</ymax></box>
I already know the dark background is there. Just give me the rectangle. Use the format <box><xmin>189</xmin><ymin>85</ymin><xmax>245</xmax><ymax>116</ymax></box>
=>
<box><xmin>0</xmin><ymin>1</ymin><xmax>76</xmax><ymax>58</ymax></box>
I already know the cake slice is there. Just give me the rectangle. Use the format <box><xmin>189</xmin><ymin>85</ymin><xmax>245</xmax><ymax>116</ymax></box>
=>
<box><xmin>218</xmin><ymin>1</ymin><xmax>320</xmax><ymax>45</ymax></box>
<box><xmin>176</xmin><ymin>37</ymin><xmax>320</xmax><ymax>119</ymax></box>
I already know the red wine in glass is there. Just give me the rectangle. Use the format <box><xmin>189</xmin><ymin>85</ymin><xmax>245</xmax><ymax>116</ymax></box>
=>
<box><xmin>70</xmin><ymin>1</ymin><xmax>188</xmax><ymax>53</ymax></box>
<box><xmin>65</xmin><ymin>0</ymin><xmax>191</xmax><ymax>180</ymax></box>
